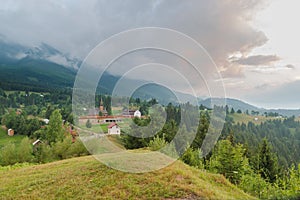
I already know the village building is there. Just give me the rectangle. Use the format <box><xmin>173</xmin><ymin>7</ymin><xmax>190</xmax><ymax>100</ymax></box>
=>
<box><xmin>7</xmin><ymin>129</ymin><xmax>14</xmax><ymax>136</ymax></box>
<box><xmin>32</xmin><ymin>139</ymin><xmax>42</xmax><ymax>146</ymax></box>
<box><xmin>107</xmin><ymin>122</ymin><xmax>120</xmax><ymax>135</ymax></box>
<box><xmin>122</xmin><ymin>109</ymin><xmax>137</xmax><ymax>117</ymax></box>
<box><xmin>78</xmin><ymin>102</ymin><xmax>143</xmax><ymax>125</ymax></box>
<box><xmin>87</xmin><ymin>98</ymin><xmax>108</xmax><ymax>116</ymax></box>
<box><xmin>134</xmin><ymin>110</ymin><xmax>141</xmax><ymax>118</ymax></box>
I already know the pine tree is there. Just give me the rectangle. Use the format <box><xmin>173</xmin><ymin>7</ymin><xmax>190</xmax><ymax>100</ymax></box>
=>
<box><xmin>191</xmin><ymin>112</ymin><xmax>209</xmax><ymax>149</ymax></box>
<box><xmin>258</xmin><ymin>138</ymin><xmax>278</xmax><ymax>183</ymax></box>
<box><xmin>225</xmin><ymin>105</ymin><xmax>229</xmax><ymax>114</ymax></box>
<box><xmin>209</xmin><ymin>139</ymin><xmax>249</xmax><ymax>184</ymax></box>
<box><xmin>230</xmin><ymin>108</ymin><xmax>235</xmax><ymax>114</ymax></box>
<box><xmin>86</xmin><ymin>119</ymin><xmax>92</xmax><ymax>128</ymax></box>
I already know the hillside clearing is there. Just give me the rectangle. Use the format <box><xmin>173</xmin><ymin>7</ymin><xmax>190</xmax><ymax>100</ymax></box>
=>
<box><xmin>229</xmin><ymin>113</ymin><xmax>281</xmax><ymax>125</ymax></box>
<box><xmin>0</xmin><ymin>155</ymin><xmax>255</xmax><ymax>200</ymax></box>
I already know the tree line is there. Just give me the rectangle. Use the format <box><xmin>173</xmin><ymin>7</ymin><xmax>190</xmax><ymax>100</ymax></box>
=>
<box><xmin>121</xmin><ymin>103</ymin><xmax>300</xmax><ymax>199</ymax></box>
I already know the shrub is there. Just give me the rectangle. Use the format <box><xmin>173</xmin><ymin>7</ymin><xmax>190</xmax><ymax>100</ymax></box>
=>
<box><xmin>0</xmin><ymin>143</ymin><xmax>17</xmax><ymax>166</ymax></box>
<box><xmin>52</xmin><ymin>136</ymin><xmax>89</xmax><ymax>159</ymax></box>
<box><xmin>181</xmin><ymin>147</ymin><xmax>204</xmax><ymax>169</ymax></box>
<box><xmin>65</xmin><ymin>139</ymin><xmax>89</xmax><ymax>158</ymax></box>
<box><xmin>86</xmin><ymin>119</ymin><xmax>92</xmax><ymax>128</ymax></box>
<box><xmin>52</xmin><ymin>137</ymin><xmax>72</xmax><ymax>159</ymax></box>
<box><xmin>34</xmin><ymin>143</ymin><xmax>55</xmax><ymax>163</ymax></box>
<box><xmin>148</xmin><ymin>135</ymin><xmax>168</xmax><ymax>151</ymax></box>
<box><xmin>17</xmin><ymin>137</ymin><xmax>33</xmax><ymax>163</ymax></box>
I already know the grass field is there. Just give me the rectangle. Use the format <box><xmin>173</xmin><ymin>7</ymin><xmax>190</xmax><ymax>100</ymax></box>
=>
<box><xmin>0</xmin><ymin>155</ymin><xmax>256</xmax><ymax>200</ymax></box>
<box><xmin>79</xmin><ymin>124</ymin><xmax>109</xmax><ymax>133</ymax></box>
<box><xmin>229</xmin><ymin>113</ymin><xmax>281</xmax><ymax>125</ymax></box>
<box><xmin>0</xmin><ymin>127</ymin><xmax>25</xmax><ymax>148</ymax></box>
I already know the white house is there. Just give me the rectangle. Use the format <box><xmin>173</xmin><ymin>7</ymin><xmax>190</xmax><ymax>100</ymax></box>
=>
<box><xmin>107</xmin><ymin>122</ymin><xmax>120</xmax><ymax>135</ymax></box>
<box><xmin>134</xmin><ymin>110</ymin><xmax>141</xmax><ymax>118</ymax></box>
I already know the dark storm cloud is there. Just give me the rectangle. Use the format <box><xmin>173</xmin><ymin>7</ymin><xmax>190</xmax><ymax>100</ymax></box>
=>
<box><xmin>0</xmin><ymin>0</ymin><xmax>269</xmax><ymax>73</ymax></box>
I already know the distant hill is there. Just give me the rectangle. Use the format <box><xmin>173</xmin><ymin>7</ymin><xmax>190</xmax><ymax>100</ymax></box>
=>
<box><xmin>200</xmin><ymin>98</ymin><xmax>300</xmax><ymax>117</ymax></box>
<box><xmin>0</xmin><ymin>39</ymin><xmax>77</xmax><ymax>91</ymax></box>
<box><xmin>0</xmin><ymin>57</ymin><xmax>76</xmax><ymax>91</ymax></box>
<box><xmin>199</xmin><ymin>98</ymin><xmax>261</xmax><ymax>112</ymax></box>
<box><xmin>0</xmin><ymin>155</ymin><xmax>255</xmax><ymax>200</ymax></box>
<box><xmin>267</xmin><ymin>109</ymin><xmax>300</xmax><ymax>117</ymax></box>
<box><xmin>0</xmin><ymin>39</ymin><xmax>121</xmax><ymax>93</ymax></box>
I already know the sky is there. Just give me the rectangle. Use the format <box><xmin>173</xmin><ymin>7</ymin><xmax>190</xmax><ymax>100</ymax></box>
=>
<box><xmin>0</xmin><ymin>0</ymin><xmax>300</xmax><ymax>108</ymax></box>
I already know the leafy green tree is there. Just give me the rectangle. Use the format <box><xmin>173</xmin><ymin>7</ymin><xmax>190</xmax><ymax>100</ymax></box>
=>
<box><xmin>1</xmin><ymin>111</ymin><xmax>26</xmax><ymax>135</ymax></box>
<box><xmin>45</xmin><ymin>109</ymin><xmax>64</xmax><ymax>144</ymax></box>
<box><xmin>25</xmin><ymin>118</ymin><xmax>42</xmax><ymax>136</ymax></box>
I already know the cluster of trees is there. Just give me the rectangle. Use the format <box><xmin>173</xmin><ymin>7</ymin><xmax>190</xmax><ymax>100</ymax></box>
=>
<box><xmin>0</xmin><ymin>89</ymin><xmax>73</xmax><ymax>124</ymax></box>
<box><xmin>0</xmin><ymin>136</ymin><xmax>88</xmax><ymax>166</ymax></box>
<box><xmin>222</xmin><ymin>116</ymin><xmax>300</xmax><ymax>168</ymax></box>
<box><xmin>0</xmin><ymin>109</ymin><xmax>89</xmax><ymax>166</ymax></box>
<box><xmin>121</xmin><ymin>103</ymin><xmax>300</xmax><ymax>199</ymax></box>
<box><xmin>1</xmin><ymin>111</ymin><xmax>42</xmax><ymax>136</ymax></box>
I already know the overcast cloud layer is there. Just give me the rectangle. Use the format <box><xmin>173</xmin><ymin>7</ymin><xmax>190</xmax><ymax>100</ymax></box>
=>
<box><xmin>0</xmin><ymin>0</ymin><xmax>299</xmax><ymax>108</ymax></box>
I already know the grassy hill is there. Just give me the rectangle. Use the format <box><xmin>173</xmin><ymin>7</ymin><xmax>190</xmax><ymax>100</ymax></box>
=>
<box><xmin>0</xmin><ymin>155</ymin><xmax>255</xmax><ymax>200</ymax></box>
<box><xmin>229</xmin><ymin>113</ymin><xmax>281</xmax><ymax>125</ymax></box>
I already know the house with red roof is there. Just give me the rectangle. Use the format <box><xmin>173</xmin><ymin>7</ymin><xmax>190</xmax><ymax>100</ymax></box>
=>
<box><xmin>107</xmin><ymin>122</ymin><xmax>120</xmax><ymax>135</ymax></box>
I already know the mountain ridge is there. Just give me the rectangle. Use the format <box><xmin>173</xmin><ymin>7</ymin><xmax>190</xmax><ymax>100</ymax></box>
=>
<box><xmin>0</xmin><ymin>39</ymin><xmax>299</xmax><ymax>116</ymax></box>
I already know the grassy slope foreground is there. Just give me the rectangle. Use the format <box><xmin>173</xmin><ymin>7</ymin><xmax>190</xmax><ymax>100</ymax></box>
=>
<box><xmin>0</xmin><ymin>156</ymin><xmax>255</xmax><ymax>200</ymax></box>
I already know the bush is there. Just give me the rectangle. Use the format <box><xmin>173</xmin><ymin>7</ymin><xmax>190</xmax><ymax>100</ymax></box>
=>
<box><xmin>65</xmin><ymin>139</ymin><xmax>89</xmax><ymax>158</ymax></box>
<box><xmin>148</xmin><ymin>135</ymin><xmax>167</xmax><ymax>151</ymax></box>
<box><xmin>17</xmin><ymin>137</ymin><xmax>33</xmax><ymax>163</ymax></box>
<box><xmin>240</xmin><ymin>173</ymin><xmax>269</xmax><ymax>198</ymax></box>
<box><xmin>180</xmin><ymin>147</ymin><xmax>204</xmax><ymax>169</ymax></box>
<box><xmin>52</xmin><ymin>136</ymin><xmax>89</xmax><ymax>159</ymax></box>
<box><xmin>34</xmin><ymin>143</ymin><xmax>55</xmax><ymax>163</ymax></box>
<box><xmin>52</xmin><ymin>137</ymin><xmax>72</xmax><ymax>159</ymax></box>
<box><xmin>0</xmin><ymin>143</ymin><xmax>17</xmax><ymax>166</ymax></box>
<box><xmin>86</xmin><ymin>119</ymin><xmax>92</xmax><ymax>128</ymax></box>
